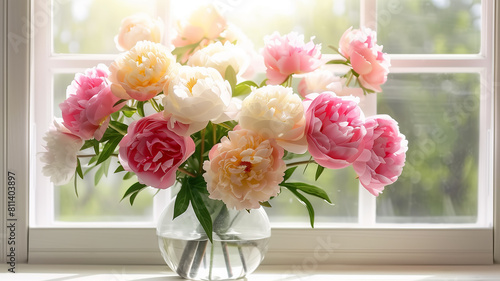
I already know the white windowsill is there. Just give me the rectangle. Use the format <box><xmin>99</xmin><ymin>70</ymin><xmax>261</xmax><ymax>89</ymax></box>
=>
<box><xmin>1</xmin><ymin>264</ymin><xmax>500</xmax><ymax>280</ymax></box>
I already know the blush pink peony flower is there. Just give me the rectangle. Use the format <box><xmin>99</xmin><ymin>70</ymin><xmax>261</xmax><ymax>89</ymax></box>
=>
<box><xmin>114</xmin><ymin>13</ymin><xmax>163</xmax><ymax>51</ymax></box>
<box><xmin>304</xmin><ymin>92</ymin><xmax>369</xmax><ymax>169</ymax></box>
<box><xmin>59</xmin><ymin>64</ymin><xmax>125</xmax><ymax>140</ymax></box>
<box><xmin>353</xmin><ymin>115</ymin><xmax>408</xmax><ymax>196</ymax></box>
<box><xmin>339</xmin><ymin>27</ymin><xmax>390</xmax><ymax>93</ymax></box>
<box><xmin>203</xmin><ymin>129</ymin><xmax>286</xmax><ymax>210</ymax></box>
<box><xmin>262</xmin><ymin>32</ymin><xmax>322</xmax><ymax>85</ymax></box>
<box><xmin>109</xmin><ymin>41</ymin><xmax>178</xmax><ymax>101</ymax></box>
<box><xmin>172</xmin><ymin>4</ymin><xmax>227</xmax><ymax>48</ymax></box>
<box><xmin>118</xmin><ymin>113</ymin><xmax>195</xmax><ymax>189</ymax></box>
<box><xmin>40</xmin><ymin>120</ymin><xmax>84</xmax><ymax>186</ymax></box>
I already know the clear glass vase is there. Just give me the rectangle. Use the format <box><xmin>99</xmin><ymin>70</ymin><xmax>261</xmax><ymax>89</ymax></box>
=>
<box><xmin>157</xmin><ymin>196</ymin><xmax>271</xmax><ymax>280</ymax></box>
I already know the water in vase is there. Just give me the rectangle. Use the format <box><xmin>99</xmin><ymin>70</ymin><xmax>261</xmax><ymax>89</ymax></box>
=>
<box><xmin>158</xmin><ymin>232</ymin><xmax>269</xmax><ymax>280</ymax></box>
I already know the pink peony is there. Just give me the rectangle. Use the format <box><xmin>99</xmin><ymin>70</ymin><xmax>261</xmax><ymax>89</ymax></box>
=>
<box><xmin>262</xmin><ymin>32</ymin><xmax>322</xmax><ymax>85</ymax></box>
<box><xmin>118</xmin><ymin>113</ymin><xmax>195</xmax><ymax>189</ymax></box>
<box><xmin>339</xmin><ymin>27</ymin><xmax>390</xmax><ymax>93</ymax></box>
<box><xmin>60</xmin><ymin>64</ymin><xmax>124</xmax><ymax>140</ymax></box>
<box><xmin>304</xmin><ymin>92</ymin><xmax>369</xmax><ymax>169</ymax></box>
<box><xmin>353</xmin><ymin>115</ymin><xmax>407</xmax><ymax>196</ymax></box>
<box><xmin>203</xmin><ymin>129</ymin><xmax>286</xmax><ymax>210</ymax></box>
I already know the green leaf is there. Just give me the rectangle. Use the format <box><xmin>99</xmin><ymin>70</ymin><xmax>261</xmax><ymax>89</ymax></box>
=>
<box><xmin>122</xmin><ymin>110</ymin><xmax>135</xmax><ymax>118</ymax></box>
<box><xmin>88</xmin><ymin>154</ymin><xmax>99</xmax><ymax>165</ymax></box>
<box><xmin>326</xmin><ymin>59</ymin><xmax>348</xmax><ymax>65</ymax></box>
<box><xmin>171</xmin><ymin>42</ymin><xmax>200</xmax><ymax>62</ymax></box>
<box><xmin>315</xmin><ymin>165</ymin><xmax>325</xmax><ymax>181</ymax></box>
<box><xmin>286</xmin><ymin>187</ymin><xmax>315</xmax><ymax>228</ymax></box>
<box><xmin>114</xmin><ymin>165</ymin><xmax>125</xmax><ymax>173</ymax></box>
<box><xmin>137</xmin><ymin>101</ymin><xmax>145</xmax><ymax>117</ymax></box>
<box><xmin>76</xmin><ymin>158</ymin><xmax>84</xmax><ymax>179</ymax></box>
<box><xmin>93</xmin><ymin>141</ymin><xmax>100</xmax><ymax>156</ymax></box>
<box><xmin>225</xmin><ymin>65</ymin><xmax>237</xmax><ymax>93</ymax></box>
<box><xmin>96</xmin><ymin>137</ymin><xmax>121</xmax><ymax>165</ymax></box>
<box><xmin>173</xmin><ymin>184</ymin><xmax>190</xmax><ymax>219</ymax></box>
<box><xmin>102</xmin><ymin>157</ymin><xmax>111</xmax><ymax>177</ymax></box>
<box><xmin>109</xmin><ymin>121</ymin><xmax>128</xmax><ymax>133</ymax></box>
<box><xmin>123</xmin><ymin>172</ymin><xmax>134</xmax><ymax>180</ymax></box>
<box><xmin>113</xmin><ymin>99</ymin><xmax>127</xmax><ymax>107</ymax></box>
<box><xmin>81</xmin><ymin>139</ymin><xmax>99</xmax><ymax>151</ymax></box>
<box><xmin>121</xmin><ymin>182</ymin><xmax>147</xmax><ymax>203</ymax></box>
<box><xmin>283</xmin><ymin>166</ymin><xmax>298</xmax><ymax>182</ymax></box>
<box><xmin>233</xmin><ymin>83</ymin><xmax>251</xmax><ymax>97</ymax></box>
<box><xmin>259</xmin><ymin>79</ymin><xmax>268</xmax><ymax>87</ymax></box>
<box><xmin>280</xmin><ymin>182</ymin><xmax>332</xmax><ymax>204</ymax></box>
<box><xmin>129</xmin><ymin>191</ymin><xmax>139</xmax><ymax>205</ymax></box>
<box><xmin>94</xmin><ymin>163</ymin><xmax>104</xmax><ymax>186</ymax></box>
<box><xmin>189</xmin><ymin>188</ymin><xmax>213</xmax><ymax>242</ymax></box>
<box><xmin>110</xmin><ymin>111</ymin><xmax>120</xmax><ymax>121</ymax></box>
<box><xmin>260</xmin><ymin>201</ymin><xmax>272</xmax><ymax>208</ymax></box>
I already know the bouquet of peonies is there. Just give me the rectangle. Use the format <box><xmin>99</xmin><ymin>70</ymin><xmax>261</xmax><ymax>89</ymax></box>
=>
<box><xmin>41</xmin><ymin>4</ymin><xmax>407</xmax><ymax>238</ymax></box>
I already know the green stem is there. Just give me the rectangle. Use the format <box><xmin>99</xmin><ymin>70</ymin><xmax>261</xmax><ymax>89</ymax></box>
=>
<box><xmin>345</xmin><ymin>70</ymin><xmax>354</xmax><ymax>87</ymax></box>
<box><xmin>150</xmin><ymin>97</ymin><xmax>162</xmax><ymax>112</ymax></box>
<box><xmin>286</xmin><ymin>159</ymin><xmax>317</xmax><ymax>167</ymax></box>
<box><xmin>216</xmin><ymin>122</ymin><xmax>232</xmax><ymax>130</ymax></box>
<box><xmin>108</xmin><ymin>122</ymin><xmax>127</xmax><ymax>136</ymax></box>
<box><xmin>77</xmin><ymin>154</ymin><xmax>118</xmax><ymax>158</ymax></box>
<box><xmin>199</xmin><ymin>128</ymin><xmax>206</xmax><ymax>175</ymax></box>
<box><xmin>209</xmin><ymin>240</ymin><xmax>215</xmax><ymax>280</ymax></box>
<box><xmin>178</xmin><ymin>167</ymin><xmax>196</xmax><ymax>178</ymax></box>
<box><xmin>212</xmin><ymin>123</ymin><xmax>217</xmax><ymax>145</ymax></box>
<box><xmin>282</xmin><ymin>75</ymin><xmax>293</xmax><ymax>88</ymax></box>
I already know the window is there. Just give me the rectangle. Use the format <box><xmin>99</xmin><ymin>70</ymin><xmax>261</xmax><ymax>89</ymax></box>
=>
<box><xmin>1</xmin><ymin>0</ymin><xmax>497</xmax><ymax>265</ymax></box>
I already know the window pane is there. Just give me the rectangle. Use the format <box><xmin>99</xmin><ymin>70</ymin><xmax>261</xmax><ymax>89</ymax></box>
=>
<box><xmin>53</xmin><ymin>73</ymin><xmax>74</xmax><ymax>118</ymax></box>
<box><xmin>55</xmin><ymin>160</ymin><xmax>155</xmax><ymax>222</ymax></box>
<box><xmin>52</xmin><ymin>0</ymin><xmax>157</xmax><ymax>54</ymax></box>
<box><xmin>377</xmin><ymin>0</ymin><xmax>481</xmax><ymax>54</ymax></box>
<box><xmin>171</xmin><ymin>0</ymin><xmax>360</xmax><ymax>50</ymax></box>
<box><xmin>266</xmin><ymin>156</ymin><xmax>359</xmax><ymax>224</ymax></box>
<box><xmin>376</xmin><ymin>73</ymin><xmax>480</xmax><ymax>223</ymax></box>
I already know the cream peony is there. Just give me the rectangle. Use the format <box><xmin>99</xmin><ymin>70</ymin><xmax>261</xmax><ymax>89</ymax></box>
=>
<box><xmin>109</xmin><ymin>41</ymin><xmax>178</xmax><ymax>101</ymax></box>
<box><xmin>239</xmin><ymin>85</ymin><xmax>307</xmax><ymax>153</ymax></box>
<box><xmin>203</xmin><ymin>129</ymin><xmax>286</xmax><ymax>210</ymax></box>
<box><xmin>163</xmin><ymin>66</ymin><xmax>239</xmax><ymax>135</ymax></box>
<box><xmin>114</xmin><ymin>13</ymin><xmax>163</xmax><ymax>51</ymax></box>
<box><xmin>40</xmin><ymin>120</ymin><xmax>84</xmax><ymax>186</ymax></box>
<box><xmin>172</xmin><ymin>4</ymin><xmax>227</xmax><ymax>48</ymax></box>
<box><xmin>187</xmin><ymin>41</ymin><xmax>249</xmax><ymax>79</ymax></box>
<box><xmin>298</xmin><ymin>68</ymin><xmax>364</xmax><ymax>99</ymax></box>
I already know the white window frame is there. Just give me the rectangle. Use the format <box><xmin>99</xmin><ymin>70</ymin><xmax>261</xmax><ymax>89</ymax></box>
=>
<box><xmin>1</xmin><ymin>0</ymin><xmax>498</xmax><ymax>265</ymax></box>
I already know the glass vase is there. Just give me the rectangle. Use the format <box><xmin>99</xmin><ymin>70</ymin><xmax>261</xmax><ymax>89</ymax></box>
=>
<box><xmin>157</xmin><ymin>196</ymin><xmax>271</xmax><ymax>280</ymax></box>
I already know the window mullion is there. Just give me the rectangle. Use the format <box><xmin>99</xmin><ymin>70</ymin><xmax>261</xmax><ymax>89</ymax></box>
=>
<box><xmin>358</xmin><ymin>0</ymin><xmax>378</xmax><ymax>226</ymax></box>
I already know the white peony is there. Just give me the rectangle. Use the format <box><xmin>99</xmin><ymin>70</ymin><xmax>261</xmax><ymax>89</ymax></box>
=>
<box><xmin>163</xmin><ymin>66</ymin><xmax>239</xmax><ymax>135</ymax></box>
<box><xmin>187</xmin><ymin>41</ymin><xmax>249</xmax><ymax>79</ymax></box>
<box><xmin>40</xmin><ymin>120</ymin><xmax>84</xmax><ymax>186</ymax></box>
<box><xmin>239</xmin><ymin>85</ymin><xmax>307</xmax><ymax>154</ymax></box>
